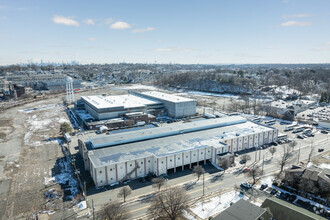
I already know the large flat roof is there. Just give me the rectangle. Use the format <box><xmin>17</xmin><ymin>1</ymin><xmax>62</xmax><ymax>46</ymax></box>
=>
<box><xmin>90</xmin><ymin>116</ymin><xmax>247</xmax><ymax>148</ymax></box>
<box><xmin>88</xmin><ymin>117</ymin><xmax>274</xmax><ymax>168</ymax></box>
<box><xmin>140</xmin><ymin>91</ymin><xmax>195</xmax><ymax>103</ymax></box>
<box><xmin>81</xmin><ymin>94</ymin><xmax>161</xmax><ymax>110</ymax></box>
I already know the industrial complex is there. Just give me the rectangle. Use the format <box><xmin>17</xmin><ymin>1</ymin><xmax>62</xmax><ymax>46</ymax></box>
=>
<box><xmin>79</xmin><ymin>91</ymin><xmax>196</xmax><ymax>121</ymax></box>
<box><xmin>78</xmin><ymin>116</ymin><xmax>278</xmax><ymax>187</ymax></box>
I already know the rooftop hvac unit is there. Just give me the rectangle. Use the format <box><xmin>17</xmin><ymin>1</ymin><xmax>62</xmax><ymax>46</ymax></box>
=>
<box><xmin>88</xmin><ymin>151</ymin><xmax>94</xmax><ymax>156</ymax></box>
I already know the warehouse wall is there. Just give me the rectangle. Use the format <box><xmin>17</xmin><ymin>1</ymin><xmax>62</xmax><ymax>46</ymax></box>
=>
<box><xmin>88</xmin><ymin>128</ymin><xmax>278</xmax><ymax>187</ymax></box>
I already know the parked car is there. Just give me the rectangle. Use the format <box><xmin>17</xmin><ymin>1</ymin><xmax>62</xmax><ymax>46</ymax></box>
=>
<box><xmin>243</xmin><ymin>167</ymin><xmax>250</xmax><ymax>173</ymax></box>
<box><xmin>318</xmin><ymin>148</ymin><xmax>324</xmax><ymax>152</ymax></box>
<box><xmin>271</xmin><ymin>142</ymin><xmax>278</xmax><ymax>146</ymax></box>
<box><xmin>321</xmin><ymin>130</ymin><xmax>329</xmax><ymax>134</ymax></box>
<box><xmin>297</xmin><ymin>135</ymin><xmax>304</xmax><ymax>139</ymax></box>
<box><xmin>270</xmin><ymin>188</ymin><xmax>278</xmax><ymax>195</ymax></box>
<box><xmin>262</xmin><ymin>144</ymin><xmax>268</xmax><ymax>149</ymax></box>
<box><xmin>284</xmin><ymin>127</ymin><xmax>293</xmax><ymax>132</ymax></box>
<box><xmin>281</xmin><ymin>193</ymin><xmax>290</xmax><ymax>200</ymax></box>
<box><xmin>288</xmin><ymin>194</ymin><xmax>297</xmax><ymax>202</ymax></box>
<box><xmin>260</xmin><ymin>183</ymin><xmax>268</xmax><ymax>190</ymax></box>
<box><xmin>240</xmin><ymin>182</ymin><xmax>251</xmax><ymax>189</ymax></box>
<box><xmin>276</xmin><ymin>191</ymin><xmax>282</xmax><ymax>198</ymax></box>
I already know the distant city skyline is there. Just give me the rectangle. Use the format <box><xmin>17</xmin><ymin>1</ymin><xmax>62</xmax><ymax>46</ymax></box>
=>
<box><xmin>0</xmin><ymin>0</ymin><xmax>329</xmax><ymax>65</ymax></box>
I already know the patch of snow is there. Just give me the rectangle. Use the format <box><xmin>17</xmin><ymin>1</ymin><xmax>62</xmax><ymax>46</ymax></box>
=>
<box><xmin>318</xmin><ymin>163</ymin><xmax>330</xmax><ymax>169</ymax></box>
<box><xmin>76</xmin><ymin>211</ymin><xmax>91</xmax><ymax>218</ymax></box>
<box><xmin>184</xmin><ymin>91</ymin><xmax>240</xmax><ymax>99</ymax></box>
<box><xmin>119</xmin><ymin>84</ymin><xmax>159</xmax><ymax>91</ymax></box>
<box><xmin>73</xmin><ymin>201</ymin><xmax>87</xmax><ymax>213</ymax></box>
<box><xmin>44</xmin><ymin>177</ymin><xmax>55</xmax><ymax>185</ymax></box>
<box><xmin>47</xmin><ymin>154</ymin><xmax>80</xmax><ymax>200</ymax></box>
<box><xmin>250</xmin><ymin>201</ymin><xmax>262</xmax><ymax>207</ymax></box>
<box><xmin>255</xmin><ymin>176</ymin><xmax>273</xmax><ymax>188</ymax></box>
<box><xmin>322</xmin><ymin>155</ymin><xmax>330</xmax><ymax>160</ymax></box>
<box><xmin>190</xmin><ymin>191</ymin><xmax>248</xmax><ymax>219</ymax></box>
<box><xmin>40</xmin><ymin>210</ymin><xmax>55</xmax><ymax>215</ymax></box>
<box><xmin>183</xmin><ymin>210</ymin><xmax>197</xmax><ymax>220</ymax></box>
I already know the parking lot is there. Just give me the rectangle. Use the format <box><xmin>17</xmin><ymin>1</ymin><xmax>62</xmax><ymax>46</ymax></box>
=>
<box><xmin>296</xmin><ymin>106</ymin><xmax>330</xmax><ymax>124</ymax></box>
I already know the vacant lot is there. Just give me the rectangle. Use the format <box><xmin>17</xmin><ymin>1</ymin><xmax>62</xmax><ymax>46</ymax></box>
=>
<box><xmin>0</xmin><ymin>97</ymin><xmax>81</xmax><ymax>219</ymax></box>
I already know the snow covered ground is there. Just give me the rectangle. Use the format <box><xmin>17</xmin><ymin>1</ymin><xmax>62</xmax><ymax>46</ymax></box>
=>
<box><xmin>181</xmin><ymin>90</ymin><xmax>241</xmax><ymax>99</ymax></box>
<box><xmin>189</xmin><ymin>190</ymin><xmax>248</xmax><ymax>219</ymax></box>
<box><xmin>22</xmin><ymin>104</ymin><xmax>69</xmax><ymax>146</ymax></box>
<box><xmin>44</xmin><ymin>153</ymin><xmax>80</xmax><ymax>200</ymax></box>
<box><xmin>117</xmin><ymin>84</ymin><xmax>159</xmax><ymax>91</ymax></box>
<box><xmin>254</xmin><ymin>175</ymin><xmax>274</xmax><ymax>189</ymax></box>
<box><xmin>307</xmin><ymin>162</ymin><xmax>330</xmax><ymax>170</ymax></box>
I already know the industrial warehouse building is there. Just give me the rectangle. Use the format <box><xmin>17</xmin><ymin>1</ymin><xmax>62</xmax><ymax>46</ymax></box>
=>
<box><xmin>79</xmin><ymin>91</ymin><xmax>196</xmax><ymax>120</ymax></box>
<box><xmin>81</xmin><ymin>94</ymin><xmax>163</xmax><ymax>120</ymax></box>
<box><xmin>78</xmin><ymin>116</ymin><xmax>278</xmax><ymax>187</ymax></box>
<box><xmin>133</xmin><ymin>91</ymin><xmax>197</xmax><ymax>118</ymax></box>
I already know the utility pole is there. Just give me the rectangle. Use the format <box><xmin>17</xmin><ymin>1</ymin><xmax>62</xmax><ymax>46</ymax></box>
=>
<box><xmin>203</xmin><ymin>100</ymin><xmax>206</xmax><ymax>117</ymax></box>
<box><xmin>259</xmin><ymin>147</ymin><xmax>261</xmax><ymax>161</ymax></box>
<box><xmin>83</xmin><ymin>181</ymin><xmax>87</xmax><ymax>199</ymax></box>
<box><xmin>262</xmin><ymin>155</ymin><xmax>265</xmax><ymax>172</ymax></box>
<box><xmin>92</xmin><ymin>199</ymin><xmax>95</xmax><ymax>220</ymax></box>
<box><xmin>202</xmin><ymin>171</ymin><xmax>205</xmax><ymax>197</ymax></box>
<box><xmin>297</xmin><ymin>143</ymin><xmax>301</xmax><ymax>164</ymax></box>
<box><xmin>255</xmin><ymin>146</ymin><xmax>257</xmax><ymax>162</ymax></box>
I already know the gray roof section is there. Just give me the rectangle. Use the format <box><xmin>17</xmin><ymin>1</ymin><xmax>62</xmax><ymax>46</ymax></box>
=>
<box><xmin>88</xmin><ymin>118</ymin><xmax>273</xmax><ymax>168</ymax></box>
<box><xmin>213</xmin><ymin>199</ymin><xmax>266</xmax><ymax>220</ymax></box>
<box><xmin>90</xmin><ymin>116</ymin><xmax>247</xmax><ymax>148</ymax></box>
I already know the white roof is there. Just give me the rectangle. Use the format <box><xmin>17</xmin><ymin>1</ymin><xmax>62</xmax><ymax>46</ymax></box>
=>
<box><xmin>81</xmin><ymin>94</ymin><xmax>161</xmax><ymax>109</ymax></box>
<box><xmin>141</xmin><ymin>91</ymin><xmax>194</xmax><ymax>103</ymax></box>
<box><xmin>88</xmin><ymin>118</ymin><xmax>275</xmax><ymax>167</ymax></box>
<box><xmin>90</xmin><ymin>116</ymin><xmax>247</xmax><ymax>148</ymax></box>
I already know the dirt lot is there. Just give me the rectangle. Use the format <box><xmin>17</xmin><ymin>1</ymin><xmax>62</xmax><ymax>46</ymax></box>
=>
<box><xmin>0</xmin><ymin>86</ymin><xmax>135</xmax><ymax>219</ymax></box>
<box><xmin>0</xmin><ymin>97</ymin><xmax>82</xmax><ymax>219</ymax></box>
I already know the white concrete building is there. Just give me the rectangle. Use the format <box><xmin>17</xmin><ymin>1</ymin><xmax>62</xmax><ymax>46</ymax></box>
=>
<box><xmin>134</xmin><ymin>91</ymin><xmax>196</xmax><ymax>118</ymax></box>
<box><xmin>78</xmin><ymin>116</ymin><xmax>278</xmax><ymax>187</ymax></box>
<box><xmin>81</xmin><ymin>94</ymin><xmax>163</xmax><ymax>120</ymax></box>
<box><xmin>80</xmin><ymin>91</ymin><xmax>196</xmax><ymax>120</ymax></box>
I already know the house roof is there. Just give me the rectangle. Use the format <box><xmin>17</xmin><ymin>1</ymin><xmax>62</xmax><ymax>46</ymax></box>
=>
<box><xmin>213</xmin><ymin>199</ymin><xmax>267</xmax><ymax>220</ymax></box>
<box><xmin>286</xmin><ymin>166</ymin><xmax>330</xmax><ymax>184</ymax></box>
<box><xmin>261</xmin><ymin>197</ymin><xmax>327</xmax><ymax>220</ymax></box>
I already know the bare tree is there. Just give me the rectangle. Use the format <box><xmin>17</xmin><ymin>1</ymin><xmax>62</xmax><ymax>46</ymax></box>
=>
<box><xmin>152</xmin><ymin>177</ymin><xmax>166</xmax><ymax>192</ymax></box>
<box><xmin>248</xmin><ymin>166</ymin><xmax>263</xmax><ymax>186</ymax></box>
<box><xmin>288</xmin><ymin>140</ymin><xmax>297</xmax><ymax>152</ymax></box>
<box><xmin>98</xmin><ymin>202</ymin><xmax>128</xmax><ymax>220</ymax></box>
<box><xmin>306</xmin><ymin>143</ymin><xmax>315</xmax><ymax>167</ymax></box>
<box><xmin>148</xmin><ymin>187</ymin><xmax>189</xmax><ymax>220</ymax></box>
<box><xmin>269</xmin><ymin>147</ymin><xmax>277</xmax><ymax>158</ymax></box>
<box><xmin>277</xmin><ymin>146</ymin><xmax>293</xmax><ymax>178</ymax></box>
<box><xmin>240</xmin><ymin>154</ymin><xmax>251</xmax><ymax>166</ymax></box>
<box><xmin>117</xmin><ymin>186</ymin><xmax>132</xmax><ymax>202</ymax></box>
<box><xmin>219</xmin><ymin>159</ymin><xmax>229</xmax><ymax>172</ymax></box>
<box><xmin>193</xmin><ymin>165</ymin><xmax>205</xmax><ymax>181</ymax></box>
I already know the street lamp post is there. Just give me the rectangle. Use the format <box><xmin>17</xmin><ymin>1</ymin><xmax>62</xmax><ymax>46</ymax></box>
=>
<box><xmin>202</xmin><ymin>171</ymin><xmax>205</xmax><ymax>197</ymax></box>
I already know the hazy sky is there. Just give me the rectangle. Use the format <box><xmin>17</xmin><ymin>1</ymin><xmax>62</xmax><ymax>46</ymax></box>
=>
<box><xmin>0</xmin><ymin>0</ymin><xmax>329</xmax><ymax>65</ymax></box>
